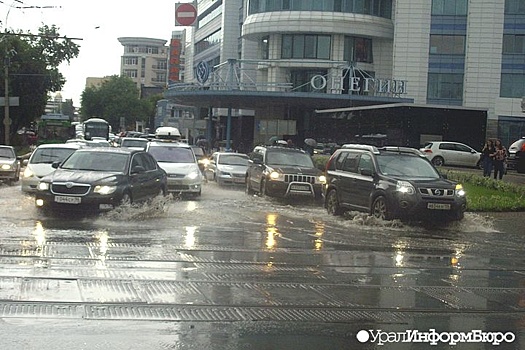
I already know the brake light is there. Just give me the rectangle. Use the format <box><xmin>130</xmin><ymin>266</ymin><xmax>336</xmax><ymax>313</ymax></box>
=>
<box><xmin>423</xmin><ymin>149</ymin><xmax>433</xmax><ymax>153</ymax></box>
<box><xmin>521</xmin><ymin>143</ymin><xmax>525</xmax><ymax>152</ymax></box>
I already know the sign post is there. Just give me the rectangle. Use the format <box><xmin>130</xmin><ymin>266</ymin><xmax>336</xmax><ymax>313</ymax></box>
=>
<box><xmin>175</xmin><ymin>3</ymin><xmax>197</xmax><ymax>26</ymax></box>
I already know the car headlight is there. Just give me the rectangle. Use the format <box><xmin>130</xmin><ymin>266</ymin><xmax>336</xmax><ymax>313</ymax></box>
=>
<box><xmin>455</xmin><ymin>183</ymin><xmax>466</xmax><ymax>197</ymax></box>
<box><xmin>94</xmin><ymin>185</ymin><xmax>117</xmax><ymax>195</ymax></box>
<box><xmin>396</xmin><ymin>180</ymin><xmax>415</xmax><ymax>195</ymax></box>
<box><xmin>23</xmin><ymin>167</ymin><xmax>35</xmax><ymax>178</ymax></box>
<box><xmin>199</xmin><ymin>158</ymin><xmax>210</xmax><ymax>166</ymax></box>
<box><xmin>269</xmin><ymin>171</ymin><xmax>282</xmax><ymax>180</ymax></box>
<box><xmin>1</xmin><ymin>164</ymin><xmax>12</xmax><ymax>170</ymax></box>
<box><xmin>317</xmin><ymin>175</ymin><xmax>326</xmax><ymax>184</ymax></box>
<box><xmin>186</xmin><ymin>171</ymin><xmax>200</xmax><ymax>180</ymax></box>
<box><xmin>37</xmin><ymin>182</ymin><xmax>50</xmax><ymax>191</ymax></box>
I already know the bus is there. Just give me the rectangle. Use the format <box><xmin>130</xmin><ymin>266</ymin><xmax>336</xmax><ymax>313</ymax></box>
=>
<box><xmin>83</xmin><ymin>118</ymin><xmax>110</xmax><ymax>140</ymax></box>
<box><xmin>36</xmin><ymin>114</ymin><xmax>75</xmax><ymax>145</ymax></box>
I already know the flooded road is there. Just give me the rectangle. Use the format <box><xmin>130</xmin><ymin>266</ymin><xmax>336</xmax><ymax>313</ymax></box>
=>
<box><xmin>0</xmin><ymin>181</ymin><xmax>524</xmax><ymax>349</ymax></box>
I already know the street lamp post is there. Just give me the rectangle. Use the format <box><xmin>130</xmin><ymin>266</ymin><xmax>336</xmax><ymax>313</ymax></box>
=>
<box><xmin>3</xmin><ymin>56</ymin><xmax>10</xmax><ymax>145</ymax></box>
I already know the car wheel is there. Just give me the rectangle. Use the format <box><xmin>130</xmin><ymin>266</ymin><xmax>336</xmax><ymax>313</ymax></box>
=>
<box><xmin>431</xmin><ymin>156</ymin><xmax>444</xmax><ymax>167</ymax></box>
<box><xmin>371</xmin><ymin>195</ymin><xmax>391</xmax><ymax>220</ymax></box>
<box><xmin>326</xmin><ymin>189</ymin><xmax>343</xmax><ymax>216</ymax></box>
<box><xmin>245</xmin><ymin>177</ymin><xmax>254</xmax><ymax>195</ymax></box>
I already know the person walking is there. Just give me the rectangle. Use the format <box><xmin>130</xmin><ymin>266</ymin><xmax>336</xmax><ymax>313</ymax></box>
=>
<box><xmin>481</xmin><ymin>139</ymin><xmax>495</xmax><ymax>177</ymax></box>
<box><xmin>493</xmin><ymin>139</ymin><xmax>507</xmax><ymax>180</ymax></box>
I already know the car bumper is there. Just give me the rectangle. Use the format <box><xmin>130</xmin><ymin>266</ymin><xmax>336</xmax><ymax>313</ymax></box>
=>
<box><xmin>20</xmin><ymin>177</ymin><xmax>41</xmax><ymax>193</ymax></box>
<box><xmin>0</xmin><ymin>170</ymin><xmax>18</xmax><ymax>180</ymax></box>
<box><xmin>390</xmin><ymin>194</ymin><xmax>467</xmax><ymax>220</ymax></box>
<box><xmin>166</xmin><ymin>177</ymin><xmax>202</xmax><ymax>194</ymax></box>
<box><xmin>35</xmin><ymin>192</ymin><xmax>121</xmax><ymax>212</ymax></box>
<box><xmin>217</xmin><ymin>174</ymin><xmax>246</xmax><ymax>185</ymax></box>
<box><xmin>265</xmin><ymin>180</ymin><xmax>322</xmax><ymax>198</ymax></box>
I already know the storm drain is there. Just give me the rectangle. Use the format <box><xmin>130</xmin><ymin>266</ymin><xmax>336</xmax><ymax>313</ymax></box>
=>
<box><xmin>0</xmin><ymin>302</ymin><xmax>82</xmax><ymax>318</ymax></box>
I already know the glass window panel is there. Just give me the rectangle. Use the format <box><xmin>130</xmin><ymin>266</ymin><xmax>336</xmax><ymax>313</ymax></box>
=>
<box><xmin>282</xmin><ymin>35</ymin><xmax>292</xmax><ymax>58</ymax></box>
<box><xmin>304</xmin><ymin>35</ymin><xmax>316</xmax><ymax>58</ymax></box>
<box><xmin>292</xmin><ymin>35</ymin><xmax>304</xmax><ymax>58</ymax></box>
<box><xmin>432</xmin><ymin>0</ymin><xmax>444</xmax><ymax>14</ymax></box>
<box><xmin>317</xmin><ymin>36</ymin><xmax>331</xmax><ymax>59</ymax></box>
<box><xmin>456</xmin><ymin>0</ymin><xmax>467</xmax><ymax>15</ymax></box>
<box><xmin>443</xmin><ymin>0</ymin><xmax>455</xmax><ymax>15</ymax></box>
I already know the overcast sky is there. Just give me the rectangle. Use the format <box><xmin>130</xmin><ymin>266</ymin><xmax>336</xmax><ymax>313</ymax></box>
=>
<box><xmin>2</xmin><ymin>0</ymin><xmax>182</xmax><ymax>106</ymax></box>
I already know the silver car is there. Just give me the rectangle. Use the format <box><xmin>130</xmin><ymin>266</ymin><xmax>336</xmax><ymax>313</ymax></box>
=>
<box><xmin>21</xmin><ymin>143</ymin><xmax>83</xmax><ymax>193</ymax></box>
<box><xmin>146</xmin><ymin>141</ymin><xmax>203</xmax><ymax>197</ymax></box>
<box><xmin>0</xmin><ymin>145</ymin><xmax>20</xmax><ymax>185</ymax></box>
<box><xmin>205</xmin><ymin>152</ymin><xmax>250</xmax><ymax>186</ymax></box>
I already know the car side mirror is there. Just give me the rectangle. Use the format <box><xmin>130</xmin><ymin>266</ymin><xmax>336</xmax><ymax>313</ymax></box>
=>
<box><xmin>52</xmin><ymin>161</ymin><xmax>61</xmax><ymax>169</ymax></box>
<box><xmin>132</xmin><ymin>165</ymin><xmax>146</xmax><ymax>174</ymax></box>
<box><xmin>23</xmin><ymin>159</ymin><xmax>29</xmax><ymax>166</ymax></box>
<box><xmin>360</xmin><ymin>168</ymin><xmax>374</xmax><ymax>177</ymax></box>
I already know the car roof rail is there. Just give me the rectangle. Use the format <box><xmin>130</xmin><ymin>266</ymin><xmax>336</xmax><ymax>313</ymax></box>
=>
<box><xmin>379</xmin><ymin>146</ymin><xmax>425</xmax><ymax>156</ymax></box>
<box><xmin>341</xmin><ymin>144</ymin><xmax>380</xmax><ymax>154</ymax></box>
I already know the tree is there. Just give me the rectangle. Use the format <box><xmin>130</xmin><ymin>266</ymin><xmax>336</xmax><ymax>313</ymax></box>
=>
<box><xmin>0</xmin><ymin>25</ymin><xmax>80</xmax><ymax>144</ymax></box>
<box><xmin>80</xmin><ymin>75</ymin><xmax>154</xmax><ymax>133</ymax></box>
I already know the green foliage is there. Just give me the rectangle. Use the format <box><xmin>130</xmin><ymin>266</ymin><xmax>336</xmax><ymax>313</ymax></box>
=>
<box><xmin>80</xmin><ymin>76</ymin><xmax>154</xmax><ymax>132</ymax></box>
<box><xmin>443</xmin><ymin>170</ymin><xmax>525</xmax><ymax>211</ymax></box>
<box><xmin>0</xmin><ymin>25</ymin><xmax>80</xmax><ymax>144</ymax></box>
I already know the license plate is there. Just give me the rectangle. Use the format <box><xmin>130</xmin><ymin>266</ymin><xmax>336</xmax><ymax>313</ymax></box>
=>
<box><xmin>427</xmin><ymin>203</ymin><xmax>450</xmax><ymax>210</ymax></box>
<box><xmin>55</xmin><ymin>196</ymin><xmax>81</xmax><ymax>204</ymax></box>
<box><xmin>233</xmin><ymin>178</ymin><xmax>245</xmax><ymax>183</ymax></box>
<box><xmin>290</xmin><ymin>184</ymin><xmax>310</xmax><ymax>191</ymax></box>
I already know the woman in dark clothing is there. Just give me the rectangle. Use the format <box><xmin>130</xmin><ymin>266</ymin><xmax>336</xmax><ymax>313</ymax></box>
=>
<box><xmin>493</xmin><ymin>139</ymin><xmax>507</xmax><ymax>180</ymax></box>
<box><xmin>481</xmin><ymin>139</ymin><xmax>495</xmax><ymax>177</ymax></box>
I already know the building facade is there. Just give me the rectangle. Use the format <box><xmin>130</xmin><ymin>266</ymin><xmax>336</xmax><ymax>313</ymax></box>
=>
<box><xmin>118</xmin><ymin>37</ymin><xmax>169</xmax><ymax>95</ymax></box>
<box><xmin>166</xmin><ymin>0</ymin><xmax>525</xmax><ymax>149</ymax></box>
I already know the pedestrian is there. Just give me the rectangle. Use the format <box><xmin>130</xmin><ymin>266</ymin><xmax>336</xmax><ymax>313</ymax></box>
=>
<box><xmin>493</xmin><ymin>139</ymin><xmax>507</xmax><ymax>180</ymax></box>
<box><xmin>481</xmin><ymin>139</ymin><xmax>495</xmax><ymax>177</ymax></box>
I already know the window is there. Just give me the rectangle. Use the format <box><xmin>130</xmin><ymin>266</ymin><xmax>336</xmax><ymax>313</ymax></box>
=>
<box><xmin>124</xmin><ymin>57</ymin><xmax>138</xmax><ymax>65</ymax></box>
<box><xmin>429</xmin><ymin>35</ymin><xmax>465</xmax><ymax>54</ymax></box>
<box><xmin>500</xmin><ymin>73</ymin><xmax>525</xmax><ymax>98</ymax></box>
<box><xmin>195</xmin><ymin>30</ymin><xmax>222</xmax><ymax>55</ymax></box>
<box><xmin>439</xmin><ymin>143</ymin><xmax>455</xmax><ymax>150</ymax></box>
<box><xmin>261</xmin><ymin>36</ymin><xmax>269</xmax><ymax>59</ymax></box>
<box><xmin>341</xmin><ymin>152</ymin><xmax>359</xmax><ymax>173</ymax></box>
<box><xmin>290</xmin><ymin>70</ymin><xmax>328</xmax><ymax>92</ymax></box>
<box><xmin>282</xmin><ymin>35</ymin><xmax>331</xmax><ymax>59</ymax></box>
<box><xmin>503</xmin><ymin>34</ymin><xmax>525</xmax><ymax>54</ymax></box>
<box><xmin>124</xmin><ymin>70</ymin><xmax>138</xmax><ymax>78</ymax></box>
<box><xmin>431</xmin><ymin>0</ymin><xmax>467</xmax><ymax>15</ymax></box>
<box><xmin>358</xmin><ymin>154</ymin><xmax>373</xmax><ymax>173</ymax></box>
<box><xmin>427</xmin><ymin>73</ymin><xmax>463</xmax><ymax>100</ymax></box>
<box><xmin>505</xmin><ymin>0</ymin><xmax>525</xmax><ymax>14</ymax></box>
<box><xmin>344</xmin><ymin>36</ymin><xmax>373</xmax><ymax>63</ymax></box>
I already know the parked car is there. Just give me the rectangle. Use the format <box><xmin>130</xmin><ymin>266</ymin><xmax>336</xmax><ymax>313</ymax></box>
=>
<box><xmin>21</xmin><ymin>143</ymin><xmax>83</xmax><ymax>193</ymax></box>
<box><xmin>34</xmin><ymin>148</ymin><xmax>167</xmax><ymax>213</ymax></box>
<box><xmin>0</xmin><ymin>145</ymin><xmax>21</xmax><ymax>185</ymax></box>
<box><xmin>324</xmin><ymin>144</ymin><xmax>467</xmax><ymax>221</ymax></box>
<box><xmin>205</xmin><ymin>152</ymin><xmax>250</xmax><ymax>186</ymax></box>
<box><xmin>507</xmin><ymin>136</ymin><xmax>525</xmax><ymax>173</ymax></box>
<box><xmin>420</xmin><ymin>141</ymin><xmax>481</xmax><ymax>168</ymax></box>
<box><xmin>146</xmin><ymin>141</ymin><xmax>203</xmax><ymax>197</ymax></box>
<box><xmin>245</xmin><ymin>145</ymin><xmax>325</xmax><ymax>199</ymax></box>
<box><xmin>119</xmin><ymin>137</ymin><xmax>149</xmax><ymax>150</ymax></box>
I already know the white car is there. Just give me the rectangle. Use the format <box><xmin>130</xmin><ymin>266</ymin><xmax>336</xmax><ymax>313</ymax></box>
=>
<box><xmin>205</xmin><ymin>152</ymin><xmax>250</xmax><ymax>186</ymax></box>
<box><xmin>146</xmin><ymin>141</ymin><xmax>203</xmax><ymax>197</ymax></box>
<box><xmin>21</xmin><ymin>143</ymin><xmax>83</xmax><ymax>193</ymax></box>
<box><xmin>420</xmin><ymin>141</ymin><xmax>481</xmax><ymax>168</ymax></box>
<box><xmin>119</xmin><ymin>137</ymin><xmax>149</xmax><ymax>150</ymax></box>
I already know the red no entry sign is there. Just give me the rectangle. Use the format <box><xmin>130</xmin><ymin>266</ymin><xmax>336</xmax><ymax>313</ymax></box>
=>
<box><xmin>175</xmin><ymin>3</ymin><xmax>197</xmax><ymax>26</ymax></box>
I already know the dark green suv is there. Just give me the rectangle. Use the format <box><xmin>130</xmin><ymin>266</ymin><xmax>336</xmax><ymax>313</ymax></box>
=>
<box><xmin>323</xmin><ymin>144</ymin><xmax>467</xmax><ymax>221</ymax></box>
<box><xmin>246</xmin><ymin>145</ymin><xmax>325</xmax><ymax>199</ymax></box>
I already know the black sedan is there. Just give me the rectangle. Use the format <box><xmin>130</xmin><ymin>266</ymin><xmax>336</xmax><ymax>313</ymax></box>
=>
<box><xmin>35</xmin><ymin>148</ymin><xmax>167</xmax><ymax>213</ymax></box>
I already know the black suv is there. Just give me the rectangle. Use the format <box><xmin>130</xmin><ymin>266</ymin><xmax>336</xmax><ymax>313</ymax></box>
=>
<box><xmin>323</xmin><ymin>144</ymin><xmax>467</xmax><ymax>221</ymax></box>
<box><xmin>507</xmin><ymin>137</ymin><xmax>525</xmax><ymax>173</ymax></box>
<box><xmin>245</xmin><ymin>145</ymin><xmax>325</xmax><ymax>199</ymax></box>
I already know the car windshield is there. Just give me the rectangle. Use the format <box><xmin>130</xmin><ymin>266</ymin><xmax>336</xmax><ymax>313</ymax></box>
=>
<box><xmin>149</xmin><ymin>146</ymin><xmax>195</xmax><ymax>163</ymax></box>
<box><xmin>266</xmin><ymin>151</ymin><xmax>314</xmax><ymax>167</ymax></box>
<box><xmin>31</xmin><ymin>148</ymin><xmax>77</xmax><ymax>164</ymax></box>
<box><xmin>377</xmin><ymin>154</ymin><xmax>440</xmax><ymax>178</ymax></box>
<box><xmin>219</xmin><ymin>154</ymin><xmax>249</xmax><ymax>166</ymax></box>
<box><xmin>192</xmin><ymin>147</ymin><xmax>205</xmax><ymax>156</ymax></box>
<box><xmin>0</xmin><ymin>147</ymin><xmax>15</xmax><ymax>158</ymax></box>
<box><xmin>60</xmin><ymin>151</ymin><xmax>129</xmax><ymax>172</ymax></box>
